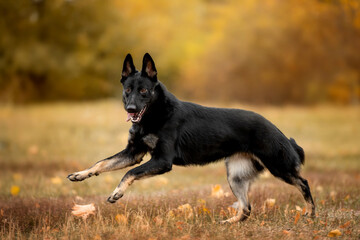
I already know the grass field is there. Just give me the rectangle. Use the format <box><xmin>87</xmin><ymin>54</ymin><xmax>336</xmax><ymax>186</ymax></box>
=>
<box><xmin>0</xmin><ymin>100</ymin><xmax>359</xmax><ymax>239</ymax></box>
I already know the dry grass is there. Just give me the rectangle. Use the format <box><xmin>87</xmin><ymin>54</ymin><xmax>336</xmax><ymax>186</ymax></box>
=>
<box><xmin>0</xmin><ymin>100</ymin><xmax>359</xmax><ymax>239</ymax></box>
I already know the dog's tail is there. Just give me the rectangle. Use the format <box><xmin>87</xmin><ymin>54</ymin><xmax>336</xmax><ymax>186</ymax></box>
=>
<box><xmin>290</xmin><ymin>138</ymin><xmax>305</xmax><ymax>165</ymax></box>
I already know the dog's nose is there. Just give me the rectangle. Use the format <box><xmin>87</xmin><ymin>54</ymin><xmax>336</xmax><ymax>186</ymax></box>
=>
<box><xmin>126</xmin><ymin>104</ymin><xmax>137</xmax><ymax>113</ymax></box>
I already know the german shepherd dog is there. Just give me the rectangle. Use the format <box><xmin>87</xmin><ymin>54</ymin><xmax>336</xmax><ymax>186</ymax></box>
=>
<box><xmin>68</xmin><ymin>53</ymin><xmax>315</xmax><ymax>223</ymax></box>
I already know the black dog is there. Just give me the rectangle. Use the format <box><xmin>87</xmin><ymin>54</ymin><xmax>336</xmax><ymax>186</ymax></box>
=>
<box><xmin>68</xmin><ymin>53</ymin><xmax>315</xmax><ymax>223</ymax></box>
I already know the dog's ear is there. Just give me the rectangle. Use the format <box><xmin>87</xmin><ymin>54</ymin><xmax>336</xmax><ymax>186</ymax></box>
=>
<box><xmin>121</xmin><ymin>54</ymin><xmax>136</xmax><ymax>82</ymax></box>
<box><xmin>141</xmin><ymin>53</ymin><xmax>157</xmax><ymax>81</ymax></box>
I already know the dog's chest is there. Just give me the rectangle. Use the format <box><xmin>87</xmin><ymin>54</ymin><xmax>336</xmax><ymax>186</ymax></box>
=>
<box><xmin>128</xmin><ymin>125</ymin><xmax>159</xmax><ymax>150</ymax></box>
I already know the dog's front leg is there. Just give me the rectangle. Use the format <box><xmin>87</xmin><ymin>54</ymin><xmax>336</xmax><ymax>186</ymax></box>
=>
<box><xmin>67</xmin><ymin>149</ymin><xmax>146</xmax><ymax>182</ymax></box>
<box><xmin>107</xmin><ymin>158</ymin><xmax>172</xmax><ymax>203</ymax></box>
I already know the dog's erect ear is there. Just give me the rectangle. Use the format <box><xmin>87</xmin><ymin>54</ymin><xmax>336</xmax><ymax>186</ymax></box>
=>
<box><xmin>141</xmin><ymin>53</ymin><xmax>157</xmax><ymax>81</ymax></box>
<box><xmin>121</xmin><ymin>54</ymin><xmax>136</xmax><ymax>82</ymax></box>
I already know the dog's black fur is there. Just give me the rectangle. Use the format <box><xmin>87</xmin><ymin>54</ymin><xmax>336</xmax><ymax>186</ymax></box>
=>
<box><xmin>68</xmin><ymin>53</ymin><xmax>315</xmax><ymax>223</ymax></box>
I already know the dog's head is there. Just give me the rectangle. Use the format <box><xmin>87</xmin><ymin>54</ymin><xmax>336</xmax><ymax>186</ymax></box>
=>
<box><xmin>120</xmin><ymin>53</ymin><xmax>159</xmax><ymax>123</ymax></box>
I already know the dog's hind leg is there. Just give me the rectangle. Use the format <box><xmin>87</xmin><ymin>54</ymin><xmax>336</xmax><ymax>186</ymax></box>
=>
<box><xmin>221</xmin><ymin>154</ymin><xmax>262</xmax><ymax>224</ymax></box>
<box><xmin>67</xmin><ymin>149</ymin><xmax>146</xmax><ymax>182</ymax></box>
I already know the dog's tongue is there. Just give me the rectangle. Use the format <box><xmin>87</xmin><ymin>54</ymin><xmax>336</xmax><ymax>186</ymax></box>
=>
<box><xmin>126</xmin><ymin>112</ymin><xmax>136</xmax><ymax>122</ymax></box>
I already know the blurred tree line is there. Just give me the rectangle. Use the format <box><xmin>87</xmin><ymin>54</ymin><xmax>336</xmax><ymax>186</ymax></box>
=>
<box><xmin>0</xmin><ymin>0</ymin><xmax>359</xmax><ymax>104</ymax></box>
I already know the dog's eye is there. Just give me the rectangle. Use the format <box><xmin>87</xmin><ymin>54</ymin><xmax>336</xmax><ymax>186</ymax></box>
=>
<box><xmin>125</xmin><ymin>88</ymin><xmax>131</xmax><ymax>94</ymax></box>
<box><xmin>139</xmin><ymin>88</ymin><xmax>148</xmax><ymax>94</ymax></box>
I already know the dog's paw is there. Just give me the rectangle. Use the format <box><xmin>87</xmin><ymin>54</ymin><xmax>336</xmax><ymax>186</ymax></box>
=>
<box><xmin>67</xmin><ymin>170</ymin><xmax>97</xmax><ymax>182</ymax></box>
<box><xmin>107</xmin><ymin>192</ymin><xmax>124</xmax><ymax>203</ymax></box>
<box><xmin>219</xmin><ymin>219</ymin><xmax>231</xmax><ymax>225</ymax></box>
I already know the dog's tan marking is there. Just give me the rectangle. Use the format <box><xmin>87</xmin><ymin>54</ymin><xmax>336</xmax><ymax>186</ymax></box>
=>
<box><xmin>107</xmin><ymin>175</ymin><xmax>136</xmax><ymax>202</ymax></box>
<box><xmin>113</xmin><ymin>175</ymin><xmax>135</xmax><ymax>195</ymax></box>
<box><xmin>143</xmin><ymin>134</ymin><xmax>158</xmax><ymax>149</ymax></box>
<box><xmin>68</xmin><ymin>153</ymin><xmax>145</xmax><ymax>181</ymax></box>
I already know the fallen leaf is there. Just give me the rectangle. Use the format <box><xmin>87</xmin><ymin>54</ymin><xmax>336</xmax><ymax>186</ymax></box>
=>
<box><xmin>28</xmin><ymin>145</ymin><xmax>39</xmax><ymax>155</ymax></box>
<box><xmin>321</xmin><ymin>220</ymin><xmax>328</xmax><ymax>227</ymax></box>
<box><xmin>211</xmin><ymin>184</ymin><xmax>224</xmax><ymax>198</ymax></box>
<box><xmin>10</xmin><ymin>185</ymin><xmax>20</xmax><ymax>196</ymax></box>
<box><xmin>294</xmin><ymin>212</ymin><xmax>300</xmax><ymax>225</ymax></box>
<box><xmin>339</xmin><ymin>221</ymin><xmax>351</xmax><ymax>229</ymax></box>
<box><xmin>153</xmin><ymin>216</ymin><xmax>163</xmax><ymax>226</ymax></box>
<box><xmin>51</xmin><ymin>176</ymin><xmax>62</xmax><ymax>185</ymax></box>
<box><xmin>263</xmin><ymin>198</ymin><xmax>276</xmax><ymax>210</ymax></box>
<box><xmin>201</xmin><ymin>206</ymin><xmax>211</xmax><ymax>215</ymax></box>
<box><xmin>315</xmin><ymin>185</ymin><xmax>323</xmax><ymax>192</ymax></box>
<box><xmin>328</xmin><ymin>229</ymin><xmax>341</xmax><ymax>237</ymax></box>
<box><xmin>177</xmin><ymin>203</ymin><xmax>193</xmax><ymax>219</ymax></box>
<box><xmin>344</xmin><ymin>194</ymin><xmax>350</xmax><ymax>201</ymax></box>
<box><xmin>167</xmin><ymin>210</ymin><xmax>176</xmax><ymax>219</ymax></box>
<box><xmin>115</xmin><ymin>214</ymin><xmax>127</xmax><ymax>225</ymax></box>
<box><xmin>295</xmin><ymin>205</ymin><xmax>302</xmax><ymax>212</ymax></box>
<box><xmin>282</xmin><ymin>230</ymin><xmax>291</xmax><ymax>235</ymax></box>
<box><xmin>71</xmin><ymin>203</ymin><xmax>96</xmax><ymax>220</ymax></box>
<box><xmin>176</xmin><ymin>221</ymin><xmax>185</xmax><ymax>231</ymax></box>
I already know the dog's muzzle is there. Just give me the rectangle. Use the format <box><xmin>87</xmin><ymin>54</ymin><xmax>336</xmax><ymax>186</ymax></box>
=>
<box><xmin>126</xmin><ymin>106</ymin><xmax>147</xmax><ymax>123</ymax></box>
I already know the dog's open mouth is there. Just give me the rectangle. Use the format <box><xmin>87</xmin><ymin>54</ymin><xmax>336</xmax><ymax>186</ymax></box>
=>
<box><xmin>126</xmin><ymin>106</ymin><xmax>147</xmax><ymax>123</ymax></box>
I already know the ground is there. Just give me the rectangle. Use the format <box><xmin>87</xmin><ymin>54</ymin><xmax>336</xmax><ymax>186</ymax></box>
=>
<box><xmin>0</xmin><ymin>100</ymin><xmax>359</xmax><ymax>239</ymax></box>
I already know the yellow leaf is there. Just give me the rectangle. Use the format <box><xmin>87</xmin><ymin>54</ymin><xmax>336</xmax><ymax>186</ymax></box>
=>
<box><xmin>71</xmin><ymin>203</ymin><xmax>96</xmax><ymax>220</ymax></box>
<box><xmin>328</xmin><ymin>229</ymin><xmax>342</xmax><ymax>237</ymax></box>
<box><xmin>264</xmin><ymin>198</ymin><xmax>276</xmax><ymax>209</ymax></box>
<box><xmin>167</xmin><ymin>210</ymin><xmax>176</xmax><ymax>219</ymax></box>
<box><xmin>177</xmin><ymin>203</ymin><xmax>193</xmax><ymax>219</ymax></box>
<box><xmin>211</xmin><ymin>184</ymin><xmax>224</xmax><ymax>198</ymax></box>
<box><xmin>51</xmin><ymin>176</ymin><xmax>62</xmax><ymax>185</ymax></box>
<box><xmin>202</xmin><ymin>206</ymin><xmax>211</xmax><ymax>215</ymax></box>
<box><xmin>115</xmin><ymin>214</ymin><xmax>127</xmax><ymax>225</ymax></box>
<box><xmin>10</xmin><ymin>185</ymin><xmax>20</xmax><ymax>196</ymax></box>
